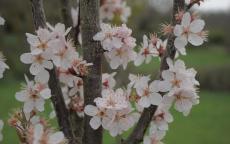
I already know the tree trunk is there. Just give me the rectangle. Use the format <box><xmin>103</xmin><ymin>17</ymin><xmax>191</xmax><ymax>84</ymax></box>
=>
<box><xmin>80</xmin><ymin>0</ymin><xmax>103</xmax><ymax>144</ymax></box>
<box><xmin>122</xmin><ymin>0</ymin><xmax>185</xmax><ymax>144</ymax></box>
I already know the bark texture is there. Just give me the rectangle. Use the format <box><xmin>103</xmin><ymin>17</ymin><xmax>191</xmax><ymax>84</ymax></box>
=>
<box><xmin>30</xmin><ymin>0</ymin><xmax>75</xmax><ymax>143</ymax></box>
<box><xmin>80</xmin><ymin>0</ymin><xmax>103</xmax><ymax>144</ymax></box>
<box><xmin>122</xmin><ymin>0</ymin><xmax>185</xmax><ymax>144</ymax></box>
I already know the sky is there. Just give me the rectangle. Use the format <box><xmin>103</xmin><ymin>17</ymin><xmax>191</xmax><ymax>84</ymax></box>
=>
<box><xmin>149</xmin><ymin>0</ymin><xmax>230</xmax><ymax>13</ymax></box>
<box><xmin>195</xmin><ymin>0</ymin><xmax>230</xmax><ymax>12</ymax></box>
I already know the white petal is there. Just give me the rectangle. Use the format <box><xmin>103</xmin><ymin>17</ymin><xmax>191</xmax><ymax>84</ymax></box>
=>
<box><xmin>40</xmin><ymin>88</ymin><xmax>51</xmax><ymax>99</ymax></box>
<box><xmin>174</xmin><ymin>25</ymin><xmax>183</xmax><ymax>36</ymax></box>
<box><xmin>134</xmin><ymin>55</ymin><xmax>144</xmax><ymax>66</ymax></box>
<box><xmin>34</xmin><ymin>124</ymin><xmax>44</xmax><ymax>140</ymax></box>
<box><xmin>188</xmin><ymin>33</ymin><xmax>204</xmax><ymax>46</ymax></box>
<box><xmin>35</xmin><ymin>99</ymin><xmax>45</xmax><ymax>112</ymax></box>
<box><xmin>15</xmin><ymin>91</ymin><xmax>27</xmax><ymax>102</ymax></box>
<box><xmin>84</xmin><ymin>105</ymin><xmax>98</xmax><ymax>116</ymax></box>
<box><xmin>149</xmin><ymin>93</ymin><xmax>162</xmax><ymax>106</ymax></box>
<box><xmin>89</xmin><ymin>116</ymin><xmax>101</xmax><ymax>130</ymax></box>
<box><xmin>23</xmin><ymin>101</ymin><xmax>34</xmax><ymax>113</ymax></box>
<box><xmin>181</xmin><ymin>12</ymin><xmax>191</xmax><ymax>27</ymax></box>
<box><xmin>138</xmin><ymin>97</ymin><xmax>151</xmax><ymax>108</ymax></box>
<box><xmin>174</xmin><ymin>36</ymin><xmax>188</xmax><ymax>50</ymax></box>
<box><xmin>30</xmin><ymin>63</ymin><xmax>43</xmax><ymax>75</ymax></box>
<box><xmin>34</xmin><ymin>70</ymin><xmax>50</xmax><ymax>83</ymax></box>
<box><xmin>189</xmin><ymin>19</ymin><xmax>205</xmax><ymax>33</ymax></box>
<box><xmin>20</xmin><ymin>53</ymin><xmax>33</xmax><ymax>64</ymax></box>
<box><xmin>48</xmin><ymin>132</ymin><xmax>64</xmax><ymax>144</ymax></box>
<box><xmin>42</xmin><ymin>60</ymin><xmax>53</xmax><ymax>69</ymax></box>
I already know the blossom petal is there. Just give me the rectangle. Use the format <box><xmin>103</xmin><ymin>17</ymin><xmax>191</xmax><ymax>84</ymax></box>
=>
<box><xmin>89</xmin><ymin>116</ymin><xmax>101</xmax><ymax>130</ymax></box>
<box><xmin>189</xmin><ymin>19</ymin><xmax>205</xmax><ymax>33</ymax></box>
<box><xmin>20</xmin><ymin>53</ymin><xmax>33</xmax><ymax>64</ymax></box>
<box><xmin>174</xmin><ymin>25</ymin><xmax>183</xmax><ymax>36</ymax></box>
<box><xmin>149</xmin><ymin>93</ymin><xmax>162</xmax><ymax>106</ymax></box>
<box><xmin>188</xmin><ymin>33</ymin><xmax>204</xmax><ymax>46</ymax></box>
<box><xmin>48</xmin><ymin>132</ymin><xmax>64</xmax><ymax>144</ymax></box>
<box><xmin>84</xmin><ymin>105</ymin><xmax>98</xmax><ymax>116</ymax></box>
<box><xmin>181</xmin><ymin>12</ymin><xmax>191</xmax><ymax>27</ymax></box>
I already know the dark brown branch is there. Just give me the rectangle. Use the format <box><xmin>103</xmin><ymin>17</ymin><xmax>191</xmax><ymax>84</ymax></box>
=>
<box><xmin>30</xmin><ymin>0</ymin><xmax>75</xmax><ymax>143</ymax></box>
<box><xmin>122</xmin><ymin>0</ymin><xmax>185</xmax><ymax>144</ymax></box>
<box><xmin>60</xmin><ymin>0</ymin><xmax>72</xmax><ymax>27</ymax></box>
<box><xmin>80</xmin><ymin>0</ymin><xmax>103</xmax><ymax>144</ymax></box>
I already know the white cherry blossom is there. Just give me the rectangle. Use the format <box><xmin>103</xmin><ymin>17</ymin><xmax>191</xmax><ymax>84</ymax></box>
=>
<box><xmin>94</xmin><ymin>23</ymin><xmax>137</xmax><ymax>69</ymax></box>
<box><xmin>94</xmin><ymin>89</ymin><xmax>128</xmax><ymax>110</ymax></box>
<box><xmin>50</xmin><ymin>38</ymin><xmax>77</xmax><ymax>69</ymax></box>
<box><xmin>20</xmin><ymin>52</ymin><xmax>53</xmax><ymax>78</ymax></box>
<box><xmin>134</xmin><ymin>35</ymin><xmax>157</xmax><ymax>66</ymax></box>
<box><xmin>26</xmin><ymin>28</ymin><xmax>53</xmax><ymax>55</ymax></box>
<box><xmin>104</xmin><ymin>104</ymin><xmax>139</xmax><ymax>137</ymax></box>
<box><xmin>144</xmin><ymin>125</ymin><xmax>166</xmax><ymax>144</ymax></box>
<box><xmin>100</xmin><ymin>0</ymin><xmax>131</xmax><ymax>23</ymax></box>
<box><xmin>152</xmin><ymin>104</ymin><xmax>173</xmax><ymax>131</ymax></box>
<box><xmin>15</xmin><ymin>76</ymin><xmax>51</xmax><ymax>113</ymax></box>
<box><xmin>128</xmin><ymin>74</ymin><xmax>150</xmax><ymax>92</ymax></box>
<box><xmin>136</xmin><ymin>81</ymin><xmax>162</xmax><ymax>108</ymax></box>
<box><xmin>102</xmin><ymin>72</ymin><xmax>117</xmax><ymax>89</ymax></box>
<box><xmin>0</xmin><ymin>52</ymin><xmax>9</xmax><ymax>79</ymax></box>
<box><xmin>165</xmin><ymin>88</ymin><xmax>199</xmax><ymax>116</ymax></box>
<box><xmin>47</xmin><ymin>22</ymin><xmax>71</xmax><ymax>39</ymax></box>
<box><xmin>84</xmin><ymin>105</ymin><xmax>111</xmax><ymax>130</ymax></box>
<box><xmin>174</xmin><ymin>12</ymin><xmax>206</xmax><ymax>55</ymax></box>
<box><xmin>32</xmin><ymin>124</ymin><xmax>65</xmax><ymax>144</ymax></box>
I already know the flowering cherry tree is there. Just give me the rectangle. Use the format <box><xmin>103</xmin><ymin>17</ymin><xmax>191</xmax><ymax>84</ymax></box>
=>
<box><xmin>0</xmin><ymin>0</ymin><xmax>208</xmax><ymax>143</ymax></box>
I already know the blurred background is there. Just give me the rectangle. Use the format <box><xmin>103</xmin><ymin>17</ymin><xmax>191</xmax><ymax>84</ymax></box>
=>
<box><xmin>0</xmin><ymin>0</ymin><xmax>230</xmax><ymax>143</ymax></box>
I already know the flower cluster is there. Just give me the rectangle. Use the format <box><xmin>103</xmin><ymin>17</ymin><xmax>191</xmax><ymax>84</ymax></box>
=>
<box><xmin>135</xmin><ymin>34</ymin><xmax>168</xmax><ymax>66</ymax></box>
<box><xmin>174</xmin><ymin>12</ymin><xmax>208</xmax><ymax>55</ymax></box>
<box><xmin>8</xmin><ymin>110</ymin><xmax>66</xmax><ymax>144</ymax></box>
<box><xmin>16</xmin><ymin>76</ymin><xmax>51</xmax><ymax>113</ymax></box>
<box><xmin>94</xmin><ymin>23</ymin><xmax>137</xmax><ymax>69</ymax></box>
<box><xmin>85</xmin><ymin>72</ymin><xmax>141</xmax><ymax>136</ymax></box>
<box><xmin>100</xmin><ymin>0</ymin><xmax>131</xmax><ymax>23</ymax></box>
<box><xmin>21</xmin><ymin>23</ymin><xmax>91</xmax><ymax>81</ymax></box>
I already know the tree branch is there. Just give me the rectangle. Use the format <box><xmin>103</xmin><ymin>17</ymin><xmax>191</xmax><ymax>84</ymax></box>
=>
<box><xmin>30</xmin><ymin>0</ymin><xmax>75</xmax><ymax>143</ymax></box>
<box><xmin>80</xmin><ymin>0</ymin><xmax>103</xmax><ymax>144</ymax></box>
<box><xmin>122</xmin><ymin>0</ymin><xmax>185</xmax><ymax>144</ymax></box>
